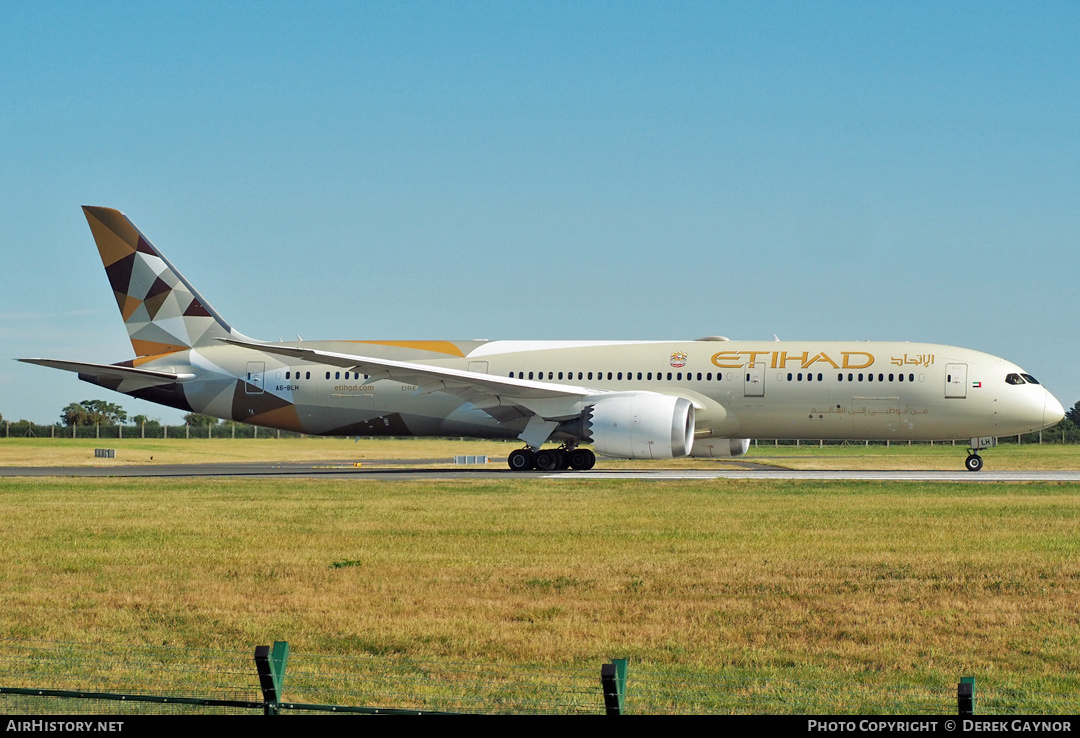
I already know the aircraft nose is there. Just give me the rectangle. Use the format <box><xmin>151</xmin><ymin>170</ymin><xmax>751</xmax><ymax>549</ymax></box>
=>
<box><xmin>1045</xmin><ymin>391</ymin><xmax>1066</xmax><ymax>427</ymax></box>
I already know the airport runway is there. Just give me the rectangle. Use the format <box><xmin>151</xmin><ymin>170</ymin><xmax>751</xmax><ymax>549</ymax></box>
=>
<box><xmin>2</xmin><ymin>459</ymin><xmax>1079</xmax><ymax>482</ymax></box>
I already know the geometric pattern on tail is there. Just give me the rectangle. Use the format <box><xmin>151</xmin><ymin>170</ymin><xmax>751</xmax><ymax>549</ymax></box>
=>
<box><xmin>83</xmin><ymin>206</ymin><xmax>235</xmax><ymax>356</ymax></box>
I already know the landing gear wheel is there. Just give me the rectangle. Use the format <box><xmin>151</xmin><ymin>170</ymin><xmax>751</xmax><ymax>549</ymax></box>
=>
<box><xmin>508</xmin><ymin>449</ymin><xmax>535</xmax><ymax>471</ymax></box>
<box><xmin>568</xmin><ymin>448</ymin><xmax>596</xmax><ymax>470</ymax></box>
<box><xmin>533</xmin><ymin>449</ymin><xmax>560</xmax><ymax>472</ymax></box>
<box><xmin>965</xmin><ymin>453</ymin><xmax>984</xmax><ymax>472</ymax></box>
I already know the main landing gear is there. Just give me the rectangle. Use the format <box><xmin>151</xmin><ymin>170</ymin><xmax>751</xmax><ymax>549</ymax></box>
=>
<box><xmin>507</xmin><ymin>446</ymin><xmax>596</xmax><ymax>472</ymax></box>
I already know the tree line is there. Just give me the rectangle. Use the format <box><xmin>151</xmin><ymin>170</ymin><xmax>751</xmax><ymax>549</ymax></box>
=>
<box><xmin>55</xmin><ymin>400</ymin><xmax>221</xmax><ymax>428</ymax></box>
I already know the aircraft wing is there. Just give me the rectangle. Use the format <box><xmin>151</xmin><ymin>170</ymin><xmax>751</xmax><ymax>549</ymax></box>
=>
<box><xmin>219</xmin><ymin>338</ymin><xmax>599</xmax><ymax>421</ymax></box>
<box><xmin>18</xmin><ymin>359</ymin><xmax>196</xmax><ymax>388</ymax></box>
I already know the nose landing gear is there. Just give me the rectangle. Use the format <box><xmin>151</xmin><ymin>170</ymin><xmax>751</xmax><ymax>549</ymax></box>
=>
<box><xmin>964</xmin><ymin>436</ymin><xmax>996</xmax><ymax>472</ymax></box>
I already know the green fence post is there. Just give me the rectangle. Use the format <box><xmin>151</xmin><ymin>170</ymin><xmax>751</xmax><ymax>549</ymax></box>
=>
<box><xmin>601</xmin><ymin>658</ymin><xmax>627</xmax><ymax>715</ymax></box>
<box><xmin>255</xmin><ymin>641</ymin><xmax>290</xmax><ymax>715</ymax></box>
<box><xmin>958</xmin><ymin>676</ymin><xmax>975</xmax><ymax>716</ymax></box>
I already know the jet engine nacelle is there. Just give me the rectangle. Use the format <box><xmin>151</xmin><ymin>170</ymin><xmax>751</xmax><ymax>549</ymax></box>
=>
<box><xmin>585</xmin><ymin>393</ymin><xmax>695</xmax><ymax>459</ymax></box>
<box><xmin>689</xmin><ymin>438</ymin><xmax>751</xmax><ymax>458</ymax></box>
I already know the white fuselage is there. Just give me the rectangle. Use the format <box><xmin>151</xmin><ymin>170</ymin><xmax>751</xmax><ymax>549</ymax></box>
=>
<box><xmin>162</xmin><ymin>338</ymin><xmax>1061</xmax><ymax>446</ymax></box>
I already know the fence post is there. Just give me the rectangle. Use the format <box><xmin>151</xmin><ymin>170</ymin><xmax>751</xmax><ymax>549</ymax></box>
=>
<box><xmin>958</xmin><ymin>676</ymin><xmax>975</xmax><ymax>716</ymax></box>
<box><xmin>254</xmin><ymin>641</ymin><xmax>289</xmax><ymax>715</ymax></box>
<box><xmin>601</xmin><ymin>658</ymin><xmax>627</xmax><ymax>715</ymax></box>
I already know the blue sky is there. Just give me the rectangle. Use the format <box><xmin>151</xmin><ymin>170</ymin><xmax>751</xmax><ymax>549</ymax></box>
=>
<box><xmin>2</xmin><ymin>1</ymin><xmax>1078</xmax><ymax>424</ymax></box>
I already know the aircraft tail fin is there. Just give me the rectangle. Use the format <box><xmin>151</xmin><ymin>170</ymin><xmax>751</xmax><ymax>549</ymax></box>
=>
<box><xmin>82</xmin><ymin>206</ymin><xmax>248</xmax><ymax>357</ymax></box>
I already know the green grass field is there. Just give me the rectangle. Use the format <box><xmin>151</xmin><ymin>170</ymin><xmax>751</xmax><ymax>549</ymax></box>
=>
<box><xmin>1</xmin><ymin>453</ymin><xmax>1079</xmax><ymax>712</ymax></box>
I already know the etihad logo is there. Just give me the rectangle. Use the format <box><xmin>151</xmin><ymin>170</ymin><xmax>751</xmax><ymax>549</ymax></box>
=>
<box><xmin>669</xmin><ymin>351</ymin><xmax>687</xmax><ymax>368</ymax></box>
<box><xmin>711</xmin><ymin>349</ymin><xmax>875</xmax><ymax>370</ymax></box>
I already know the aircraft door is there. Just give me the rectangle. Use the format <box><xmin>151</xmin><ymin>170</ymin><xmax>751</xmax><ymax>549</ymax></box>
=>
<box><xmin>246</xmin><ymin>361</ymin><xmax>265</xmax><ymax>395</ymax></box>
<box><xmin>743</xmin><ymin>362</ymin><xmax>765</xmax><ymax>397</ymax></box>
<box><xmin>945</xmin><ymin>363</ymin><xmax>967</xmax><ymax>398</ymax></box>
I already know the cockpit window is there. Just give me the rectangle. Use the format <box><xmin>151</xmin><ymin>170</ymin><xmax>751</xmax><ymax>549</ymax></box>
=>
<box><xmin>1021</xmin><ymin>374</ymin><xmax>1040</xmax><ymax>385</ymax></box>
<box><xmin>1005</xmin><ymin>373</ymin><xmax>1026</xmax><ymax>385</ymax></box>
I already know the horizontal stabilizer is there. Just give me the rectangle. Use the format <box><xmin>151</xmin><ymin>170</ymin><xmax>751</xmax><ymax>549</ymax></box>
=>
<box><xmin>18</xmin><ymin>358</ymin><xmax>195</xmax><ymax>387</ymax></box>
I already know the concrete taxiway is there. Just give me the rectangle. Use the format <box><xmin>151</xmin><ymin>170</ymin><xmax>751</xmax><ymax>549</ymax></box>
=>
<box><xmin>2</xmin><ymin>460</ymin><xmax>1079</xmax><ymax>482</ymax></box>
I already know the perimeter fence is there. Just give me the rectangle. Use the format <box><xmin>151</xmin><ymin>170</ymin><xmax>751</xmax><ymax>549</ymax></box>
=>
<box><xmin>2</xmin><ymin>422</ymin><xmax>306</xmax><ymax>440</ymax></box>
<box><xmin>5</xmin><ymin>420</ymin><xmax>1080</xmax><ymax>445</ymax></box>
<box><xmin>0</xmin><ymin>639</ymin><xmax>1074</xmax><ymax>715</ymax></box>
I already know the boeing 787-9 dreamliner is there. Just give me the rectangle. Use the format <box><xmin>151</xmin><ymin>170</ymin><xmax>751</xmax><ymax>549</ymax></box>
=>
<box><xmin>21</xmin><ymin>207</ymin><xmax>1066</xmax><ymax>472</ymax></box>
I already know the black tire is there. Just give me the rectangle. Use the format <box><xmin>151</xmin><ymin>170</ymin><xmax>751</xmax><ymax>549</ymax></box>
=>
<box><xmin>508</xmin><ymin>449</ymin><xmax>534</xmax><ymax>471</ymax></box>
<box><xmin>568</xmin><ymin>449</ymin><xmax>596</xmax><ymax>470</ymax></box>
<box><xmin>965</xmin><ymin>454</ymin><xmax>984</xmax><ymax>472</ymax></box>
<box><xmin>533</xmin><ymin>450</ymin><xmax>559</xmax><ymax>471</ymax></box>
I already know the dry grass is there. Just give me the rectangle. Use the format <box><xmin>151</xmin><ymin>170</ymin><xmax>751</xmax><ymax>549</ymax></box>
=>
<box><xmin>0</xmin><ymin>437</ymin><xmax>519</xmax><ymax>467</ymax></box>
<box><xmin>2</xmin><ymin>475</ymin><xmax>1078</xmax><ymax>697</ymax></box>
<box><xmin>2</xmin><ymin>437</ymin><xmax>1079</xmax><ymax>471</ymax></box>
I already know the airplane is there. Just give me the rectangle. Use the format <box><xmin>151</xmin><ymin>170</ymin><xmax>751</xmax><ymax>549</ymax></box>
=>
<box><xmin>21</xmin><ymin>206</ymin><xmax>1066</xmax><ymax>472</ymax></box>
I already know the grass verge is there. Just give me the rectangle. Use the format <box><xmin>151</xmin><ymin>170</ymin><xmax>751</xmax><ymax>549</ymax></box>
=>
<box><xmin>1</xmin><ymin>475</ymin><xmax>1078</xmax><ymax>712</ymax></box>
